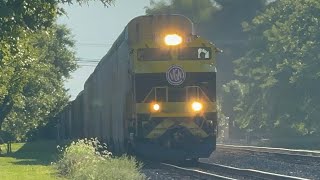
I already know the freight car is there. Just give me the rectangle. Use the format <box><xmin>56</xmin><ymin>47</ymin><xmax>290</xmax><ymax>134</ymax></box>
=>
<box><xmin>57</xmin><ymin>14</ymin><xmax>220</xmax><ymax>161</ymax></box>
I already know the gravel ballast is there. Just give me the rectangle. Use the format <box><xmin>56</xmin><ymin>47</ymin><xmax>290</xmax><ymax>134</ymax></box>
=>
<box><xmin>200</xmin><ymin>148</ymin><xmax>320</xmax><ymax>179</ymax></box>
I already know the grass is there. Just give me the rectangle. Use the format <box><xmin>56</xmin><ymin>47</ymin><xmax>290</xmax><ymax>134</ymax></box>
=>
<box><xmin>0</xmin><ymin>139</ymin><xmax>145</xmax><ymax>180</ymax></box>
<box><xmin>0</xmin><ymin>140</ymin><xmax>63</xmax><ymax>180</ymax></box>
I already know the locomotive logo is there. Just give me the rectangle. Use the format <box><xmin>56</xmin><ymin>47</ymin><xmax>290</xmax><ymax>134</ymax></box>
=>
<box><xmin>198</xmin><ymin>48</ymin><xmax>210</xmax><ymax>59</ymax></box>
<box><xmin>166</xmin><ymin>65</ymin><xmax>186</xmax><ymax>85</ymax></box>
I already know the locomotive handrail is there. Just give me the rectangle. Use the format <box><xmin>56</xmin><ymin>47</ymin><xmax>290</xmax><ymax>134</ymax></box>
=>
<box><xmin>155</xmin><ymin>87</ymin><xmax>168</xmax><ymax>102</ymax></box>
<box><xmin>143</xmin><ymin>87</ymin><xmax>155</xmax><ymax>103</ymax></box>
<box><xmin>142</xmin><ymin>86</ymin><xmax>211</xmax><ymax>103</ymax></box>
<box><xmin>186</xmin><ymin>86</ymin><xmax>211</xmax><ymax>102</ymax></box>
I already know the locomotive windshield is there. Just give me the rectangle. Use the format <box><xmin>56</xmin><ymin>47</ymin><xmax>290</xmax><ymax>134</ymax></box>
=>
<box><xmin>137</xmin><ymin>47</ymin><xmax>212</xmax><ymax>61</ymax></box>
<box><xmin>137</xmin><ymin>48</ymin><xmax>171</xmax><ymax>61</ymax></box>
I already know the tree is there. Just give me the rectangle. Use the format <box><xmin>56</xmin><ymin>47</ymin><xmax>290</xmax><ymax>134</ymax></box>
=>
<box><xmin>0</xmin><ymin>0</ymin><xmax>115</xmax><ymax>139</ymax></box>
<box><xmin>229</xmin><ymin>0</ymin><xmax>320</xmax><ymax>137</ymax></box>
<box><xmin>0</xmin><ymin>26</ymin><xmax>77</xmax><ymax>140</ymax></box>
<box><xmin>0</xmin><ymin>0</ymin><xmax>114</xmax><ymax>60</ymax></box>
<box><xmin>146</xmin><ymin>0</ymin><xmax>218</xmax><ymax>27</ymax></box>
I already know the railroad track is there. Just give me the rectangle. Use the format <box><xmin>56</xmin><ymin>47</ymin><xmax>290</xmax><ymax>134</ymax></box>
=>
<box><xmin>216</xmin><ymin>144</ymin><xmax>320</xmax><ymax>166</ymax></box>
<box><xmin>217</xmin><ymin>144</ymin><xmax>320</xmax><ymax>157</ymax></box>
<box><xmin>160</xmin><ymin>162</ymin><xmax>235</xmax><ymax>180</ymax></box>
<box><xmin>160</xmin><ymin>161</ymin><xmax>310</xmax><ymax>180</ymax></box>
<box><xmin>141</xmin><ymin>144</ymin><xmax>319</xmax><ymax>179</ymax></box>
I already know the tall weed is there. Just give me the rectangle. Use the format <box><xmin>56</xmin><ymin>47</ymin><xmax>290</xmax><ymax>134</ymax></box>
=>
<box><xmin>53</xmin><ymin>138</ymin><xmax>145</xmax><ymax>180</ymax></box>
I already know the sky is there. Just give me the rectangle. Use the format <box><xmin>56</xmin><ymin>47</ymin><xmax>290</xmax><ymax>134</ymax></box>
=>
<box><xmin>58</xmin><ymin>0</ymin><xmax>150</xmax><ymax>100</ymax></box>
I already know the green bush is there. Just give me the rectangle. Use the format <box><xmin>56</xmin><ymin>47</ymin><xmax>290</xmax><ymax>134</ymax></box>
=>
<box><xmin>53</xmin><ymin>138</ymin><xmax>145</xmax><ymax>180</ymax></box>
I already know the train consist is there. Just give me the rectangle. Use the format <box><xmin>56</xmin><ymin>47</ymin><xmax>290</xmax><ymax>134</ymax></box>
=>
<box><xmin>57</xmin><ymin>14</ymin><xmax>219</xmax><ymax>161</ymax></box>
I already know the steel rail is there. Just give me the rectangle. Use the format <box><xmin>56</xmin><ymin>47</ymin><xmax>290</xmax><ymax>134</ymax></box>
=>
<box><xmin>198</xmin><ymin>162</ymin><xmax>310</xmax><ymax>180</ymax></box>
<box><xmin>160</xmin><ymin>162</ymin><xmax>236</xmax><ymax>180</ymax></box>
<box><xmin>217</xmin><ymin>144</ymin><xmax>320</xmax><ymax>158</ymax></box>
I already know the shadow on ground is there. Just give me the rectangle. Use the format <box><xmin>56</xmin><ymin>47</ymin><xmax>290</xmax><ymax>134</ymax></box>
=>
<box><xmin>8</xmin><ymin>140</ymin><xmax>60</xmax><ymax>166</ymax></box>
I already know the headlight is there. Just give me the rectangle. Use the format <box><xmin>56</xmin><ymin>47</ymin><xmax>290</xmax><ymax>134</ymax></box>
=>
<box><xmin>152</xmin><ymin>103</ymin><xmax>160</xmax><ymax>111</ymax></box>
<box><xmin>164</xmin><ymin>34</ymin><xmax>182</xmax><ymax>46</ymax></box>
<box><xmin>191</xmin><ymin>101</ymin><xmax>202</xmax><ymax>112</ymax></box>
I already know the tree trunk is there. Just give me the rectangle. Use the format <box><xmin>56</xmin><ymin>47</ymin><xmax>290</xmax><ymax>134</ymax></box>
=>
<box><xmin>0</xmin><ymin>95</ymin><xmax>13</xmax><ymax>130</ymax></box>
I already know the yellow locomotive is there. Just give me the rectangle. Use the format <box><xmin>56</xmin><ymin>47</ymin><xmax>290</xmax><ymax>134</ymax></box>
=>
<box><xmin>58</xmin><ymin>14</ymin><xmax>219</xmax><ymax>161</ymax></box>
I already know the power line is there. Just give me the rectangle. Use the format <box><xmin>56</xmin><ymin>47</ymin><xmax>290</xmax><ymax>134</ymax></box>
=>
<box><xmin>76</xmin><ymin>57</ymin><xmax>101</xmax><ymax>63</ymax></box>
<box><xmin>75</xmin><ymin>57</ymin><xmax>100</xmax><ymax>67</ymax></box>
<box><xmin>78</xmin><ymin>61</ymin><xmax>96</xmax><ymax>62</ymax></box>
<box><xmin>76</xmin><ymin>57</ymin><xmax>101</xmax><ymax>60</ymax></box>
<box><xmin>76</xmin><ymin>60</ymin><xmax>100</xmax><ymax>63</ymax></box>
<box><xmin>78</xmin><ymin>64</ymin><xmax>97</xmax><ymax>67</ymax></box>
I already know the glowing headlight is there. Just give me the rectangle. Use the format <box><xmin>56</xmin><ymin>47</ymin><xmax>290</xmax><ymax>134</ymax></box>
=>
<box><xmin>192</xmin><ymin>101</ymin><xmax>202</xmax><ymax>112</ymax></box>
<box><xmin>164</xmin><ymin>34</ymin><xmax>182</xmax><ymax>46</ymax></box>
<box><xmin>153</xmin><ymin>103</ymin><xmax>160</xmax><ymax>111</ymax></box>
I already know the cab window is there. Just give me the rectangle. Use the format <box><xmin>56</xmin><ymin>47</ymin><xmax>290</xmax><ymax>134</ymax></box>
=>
<box><xmin>137</xmin><ymin>48</ymin><xmax>171</xmax><ymax>61</ymax></box>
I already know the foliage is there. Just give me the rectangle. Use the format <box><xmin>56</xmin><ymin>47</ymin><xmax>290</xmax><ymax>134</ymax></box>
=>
<box><xmin>54</xmin><ymin>138</ymin><xmax>145</xmax><ymax>180</ymax></box>
<box><xmin>0</xmin><ymin>0</ymin><xmax>114</xmax><ymax>58</ymax></box>
<box><xmin>216</xmin><ymin>98</ymin><xmax>229</xmax><ymax>141</ymax></box>
<box><xmin>0</xmin><ymin>0</ymin><xmax>114</xmax><ymax>35</ymax></box>
<box><xmin>0</xmin><ymin>25</ymin><xmax>77</xmax><ymax>140</ymax></box>
<box><xmin>228</xmin><ymin>0</ymin><xmax>320</xmax><ymax>137</ymax></box>
<box><xmin>0</xmin><ymin>0</ymin><xmax>112</xmax><ymax>63</ymax></box>
<box><xmin>146</xmin><ymin>0</ymin><xmax>219</xmax><ymax>26</ymax></box>
<box><xmin>0</xmin><ymin>0</ymin><xmax>115</xmax><ymax>140</ymax></box>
